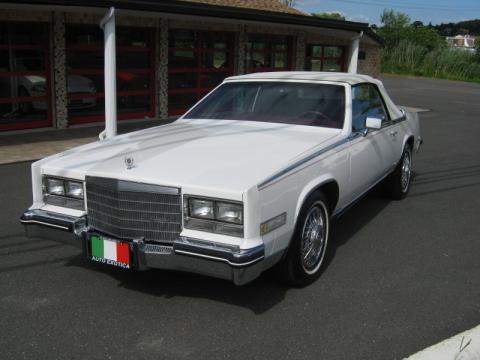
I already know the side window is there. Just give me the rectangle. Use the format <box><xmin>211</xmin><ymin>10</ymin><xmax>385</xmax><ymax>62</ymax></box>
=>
<box><xmin>352</xmin><ymin>84</ymin><xmax>389</xmax><ymax>132</ymax></box>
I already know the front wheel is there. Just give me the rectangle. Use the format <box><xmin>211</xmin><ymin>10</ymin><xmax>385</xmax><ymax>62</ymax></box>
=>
<box><xmin>281</xmin><ymin>192</ymin><xmax>330</xmax><ymax>286</ymax></box>
<box><xmin>386</xmin><ymin>145</ymin><xmax>413</xmax><ymax>200</ymax></box>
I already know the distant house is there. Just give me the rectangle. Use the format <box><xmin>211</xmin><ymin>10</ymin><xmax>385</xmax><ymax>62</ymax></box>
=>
<box><xmin>446</xmin><ymin>35</ymin><xmax>476</xmax><ymax>52</ymax></box>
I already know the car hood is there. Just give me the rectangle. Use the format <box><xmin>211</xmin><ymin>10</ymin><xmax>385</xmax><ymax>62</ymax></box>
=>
<box><xmin>42</xmin><ymin>119</ymin><xmax>342</xmax><ymax>193</ymax></box>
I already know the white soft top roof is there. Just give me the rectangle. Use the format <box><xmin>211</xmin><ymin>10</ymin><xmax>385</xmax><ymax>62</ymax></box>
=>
<box><xmin>223</xmin><ymin>71</ymin><xmax>403</xmax><ymax>119</ymax></box>
<box><xmin>224</xmin><ymin>71</ymin><xmax>376</xmax><ymax>85</ymax></box>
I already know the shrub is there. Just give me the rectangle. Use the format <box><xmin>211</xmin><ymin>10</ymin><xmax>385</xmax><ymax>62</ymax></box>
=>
<box><xmin>382</xmin><ymin>41</ymin><xmax>480</xmax><ymax>82</ymax></box>
<box><xmin>379</xmin><ymin>9</ymin><xmax>480</xmax><ymax>82</ymax></box>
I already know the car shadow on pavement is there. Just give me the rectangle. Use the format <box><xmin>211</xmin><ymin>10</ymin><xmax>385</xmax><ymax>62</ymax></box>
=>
<box><xmin>65</xmin><ymin>254</ymin><xmax>290</xmax><ymax>315</ymax></box>
<box><xmin>409</xmin><ymin>164</ymin><xmax>480</xmax><ymax>198</ymax></box>
<box><xmin>326</xmin><ymin>187</ymin><xmax>392</xmax><ymax>268</ymax></box>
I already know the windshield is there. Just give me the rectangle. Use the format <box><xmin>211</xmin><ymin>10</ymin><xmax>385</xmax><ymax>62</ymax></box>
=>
<box><xmin>184</xmin><ymin>81</ymin><xmax>345</xmax><ymax>129</ymax></box>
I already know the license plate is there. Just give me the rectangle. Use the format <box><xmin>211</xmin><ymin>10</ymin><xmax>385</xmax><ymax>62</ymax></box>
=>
<box><xmin>90</xmin><ymin>234</ymin><xmax>131</xmax><ymax>269</ymax></box>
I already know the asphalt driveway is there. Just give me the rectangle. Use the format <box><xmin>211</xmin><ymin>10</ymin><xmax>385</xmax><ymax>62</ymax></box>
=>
<box><xmin>0</xmin><ymin>75</ymin><xmax>479</xmax><ymax>359</ymax></box>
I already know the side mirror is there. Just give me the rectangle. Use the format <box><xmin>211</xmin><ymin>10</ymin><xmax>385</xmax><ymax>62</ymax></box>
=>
<box><xmin>365</xmin><ymin>117</ymin><xmax>382</xmax><ymax>130</ymax></box>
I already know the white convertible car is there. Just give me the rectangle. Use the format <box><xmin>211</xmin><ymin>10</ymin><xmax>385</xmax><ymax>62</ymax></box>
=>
<box><xmin>21</xmin><ymin>72</ymin><xmax>422</xmax><ymax>286</ymax></box>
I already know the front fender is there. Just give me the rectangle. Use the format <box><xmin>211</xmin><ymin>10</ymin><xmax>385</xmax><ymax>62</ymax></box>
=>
<box><xmin>402</xmin><ymin>111</ymin><xmax>421</xmax><ymax>154</ymax></box>
<box><xmin>294</xmin><ymin>175</ymin><xmax>338</xmax><ymax>224</ymax></box>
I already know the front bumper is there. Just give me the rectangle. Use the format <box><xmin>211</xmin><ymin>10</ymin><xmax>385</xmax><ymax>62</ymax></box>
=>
<box><xmin>20</xmin><ymin>209</ymin><xmax>265</xmax><ymax>285</ymax></box>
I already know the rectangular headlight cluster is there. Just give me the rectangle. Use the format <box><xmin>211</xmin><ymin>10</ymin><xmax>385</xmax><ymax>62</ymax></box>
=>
<box><xmin>42</xmin><ymin>176</ymin><xmax>85</xmax><ymax>210</ymax></box>
<box><xmin>184</xmin><ymin>196</ymin><xmax>243</xmax><ymax>237</ymax></box>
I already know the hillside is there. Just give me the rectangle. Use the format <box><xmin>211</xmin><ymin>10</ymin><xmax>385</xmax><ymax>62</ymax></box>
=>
<box><xmin>434</xmin><ymin>19</ymin><xmax>480</xmax><ymax>36</ymax></box>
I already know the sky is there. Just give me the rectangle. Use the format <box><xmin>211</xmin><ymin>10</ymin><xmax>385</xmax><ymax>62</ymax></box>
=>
<box><xmin>295</xmin><ymin>0</ymin><xmax>480</xmax><ymax>26</ymax></box>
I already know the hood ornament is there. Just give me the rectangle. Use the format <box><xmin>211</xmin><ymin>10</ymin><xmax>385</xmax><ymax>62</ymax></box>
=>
<box><xmin>124</xmin><ymin>156</ymin><xmax>135</xmax><ymax>170</ymax></box>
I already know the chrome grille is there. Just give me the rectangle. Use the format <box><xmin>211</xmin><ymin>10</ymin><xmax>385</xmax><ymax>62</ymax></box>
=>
<box><xmin>86</xmin><ymin>176</ymin><xmax>182</xmax><ymax>243</ymax></box>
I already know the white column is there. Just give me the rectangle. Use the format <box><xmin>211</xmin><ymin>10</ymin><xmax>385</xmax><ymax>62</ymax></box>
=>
<box><xmin>348</xmin><ymin>31</ymin><xmax>363</xmax><ymax>74</ymax></box>
<box><xmin>100</xmin><ymin>7</ymin><xmax>117</xmax><ymax>139</ymax></box>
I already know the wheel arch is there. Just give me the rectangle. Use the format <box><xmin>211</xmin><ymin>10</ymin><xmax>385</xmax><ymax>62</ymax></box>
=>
<box><xmin>294</xmin><ymin>177</ymin><xmax>339</xmax><ymax>224</ymax></box>
<box><xmin>402</xmin><ymin>134</ymin><xmax>415</xmax><ymax>152</ymax></box>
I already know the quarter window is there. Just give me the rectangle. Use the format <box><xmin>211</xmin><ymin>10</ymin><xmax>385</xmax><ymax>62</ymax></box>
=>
<box><xmin>351</xmin><ymin>84</ymin><xmax>389</xmax><ymax>132</ymax></box>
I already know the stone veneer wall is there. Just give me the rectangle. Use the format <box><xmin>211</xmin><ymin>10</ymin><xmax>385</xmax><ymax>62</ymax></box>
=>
<box><xmin>358</xmin><ymin>45</ymin><xmax>381</xmax><ymax>77</ymax></box>
<box><xmin>236</xmin><ymin>24</ymin><xmax>247</xmax><ymax>75</ymax></box>
<box><xmin>157</xmin><ymin>18</ymin><xmax>169</xmax><ymax>118</ymax></box>
<box><xmin>295</xmin><ymin>31</ymin><xmax>306</xmax><ymax>71</ymax></box>
<box><xmin>52</xmin><ymin>12</ymin><xmax>68</xmax><ymax>128</ymax></box>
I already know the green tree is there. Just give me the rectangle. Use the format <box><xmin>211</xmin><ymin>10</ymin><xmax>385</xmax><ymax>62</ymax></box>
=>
<box><xmin>381</xmin><ymin>9</ymin><xmax>410</xmax><ymax>28</ymax></box>
<box><xmin>412</xmin><ymin>21</ymin><xmax>424</xmax><ymax>28</ymax></box>
<box><xmin>379</xmin><ymin>9</ymin><xmax>445</xmax><ymax>51</ymax></box>
<box><xmin>311</xmin><ymin>12</ymin><xmax>346</xmax><ymax>21</ymax></box>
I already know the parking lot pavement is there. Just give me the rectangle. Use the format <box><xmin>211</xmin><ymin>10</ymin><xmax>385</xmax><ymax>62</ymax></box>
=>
<box><xmin>0</xmin><ymin>118</ymin><xmax>171</xmax><ymax>165</ymax></box>
<box><xmin>1</xmin><ymin>75</ymin><xmax>479</xmax><ymax>360</ymax></box>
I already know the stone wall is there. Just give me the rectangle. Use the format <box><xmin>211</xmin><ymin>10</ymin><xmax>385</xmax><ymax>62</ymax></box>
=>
<box><xmin>358</xmin><ymin>45</ymin><xmax>382</xmax><ymax>77</ymax></box>
<box><xmin>52</xmin><ymin>12</ymin><xmax>68</xmax><ymax>128</ymax></box>
<box><xmin>295</xmin><ymin>31</ymin><xmax>306</xmax><ymax>71</ymax></box>
<box><xmin>157</xmin><ymin>18</ymin><xmax>169</xmax><ymax>119</ymax></box>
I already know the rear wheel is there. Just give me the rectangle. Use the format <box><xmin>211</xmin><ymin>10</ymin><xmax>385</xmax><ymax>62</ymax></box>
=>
<box><xmin>281</xmin><ymin>192</ymin><xmax>330</xmax><ymax>286</ymax></box>
<box><xmin>386</xmin><ymin>144</ymin><xmax>413</xmax><ymax>200</ymax></box>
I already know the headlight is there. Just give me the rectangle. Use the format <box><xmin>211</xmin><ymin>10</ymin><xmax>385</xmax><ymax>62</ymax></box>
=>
<box><xmin>66</xmin><ymin>181</ymin><xmax>84</xmax><ymax>199</ymax></box>
<box><xmin>184</xmin><ymin>196</ymin><xmax>244</xmax><ymax>237</ymax></box>
<box><xmin>189</xmin><ymin>198</ymin><xmax>214</xmax><ymax>220</ymax></box>
<box><xmin>216</xmin><ymin>202</ymin><xmax>243</xmax><ymax>224</ymax></box>
<box><xmin>46</xmin><ymin>178</ymin><xmax>65</xmax><ymax>196</ymax></box>
<box><xmin>43</xmin><ymin>176</ymin><xmax>85</xmax><ymax>210</ymax></box>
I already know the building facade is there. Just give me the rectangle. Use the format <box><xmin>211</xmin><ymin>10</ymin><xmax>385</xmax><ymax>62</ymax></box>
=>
<box><xmin>0</xmin><ymin>0</ymin><xmax>383</xmax><ymax>132</ymax></box>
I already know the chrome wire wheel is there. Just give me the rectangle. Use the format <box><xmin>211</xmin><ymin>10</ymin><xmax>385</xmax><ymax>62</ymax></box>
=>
<box><xmin>401</xmin><ymin>149</ymin><xmax>412</xmax><ymax>192</ymax></box>
<box><xmin>300</xmin><ymin>201</ymin><xmax>328</xmax><ymax>275</ymax></box>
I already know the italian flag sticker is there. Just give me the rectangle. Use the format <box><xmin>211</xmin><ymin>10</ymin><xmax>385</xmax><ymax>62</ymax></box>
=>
<box><xmin>91</xmin><ymin>235</ymin><xmax>130</xmax><ymax>269</ymax></box>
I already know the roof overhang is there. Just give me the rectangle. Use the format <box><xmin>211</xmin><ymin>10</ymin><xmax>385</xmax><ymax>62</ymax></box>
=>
<box><xmin>2</xmin><ymin>0</ymin><xmax>384</xmax><ymax>45</ymax></box>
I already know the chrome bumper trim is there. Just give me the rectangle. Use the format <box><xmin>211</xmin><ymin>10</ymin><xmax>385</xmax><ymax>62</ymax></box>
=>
<box><xmin>20</xmin><ymin>209</ymin><xmax>266</xmax><ymax>285</ymax></box>
<box><xmin>20</xmin><ymin>219</ymin><xmax>70</xmax><ymax>231</ymax></box>
<box><xmin>20</xmin><ymin>209</ymin><xmax>81</xmax><ymax>232</ymax></box>
<box><xmin>20</xmin><ymin>209</ymin><xmax>87</xmax><ymax>248</ymax></box>
<box><xmin>174</xmin><ymin>249</ymin><xmax>264</xmax><ymax>268</ymax></box>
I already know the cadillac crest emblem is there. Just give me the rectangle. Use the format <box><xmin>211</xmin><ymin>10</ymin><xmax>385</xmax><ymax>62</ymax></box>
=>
<box><xmin>124</xmin><ymin>156</ymin><xmax>135</xmax><ymax>170</ymax></box>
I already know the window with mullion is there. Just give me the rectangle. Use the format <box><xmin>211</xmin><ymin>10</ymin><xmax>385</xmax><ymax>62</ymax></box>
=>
<box><xmin>0</xmin><ymin>21</ymin><xmax>52</xmax><ymax>131</ymax></box>
<box><xmin>65</xmin><ymin>24</ymin><xmax>155</xmax><ymax>124</ymax></box>
<box><xmin>305</xmin><ymin>44</ymin><xmax>345</xmax><ymax>72</ymax></box>
<box><xmin>245</xmin><ymin>34</ymin><xmax>292</xmax><ymax>73</ymax></box>
<box><xmin>168</xmin><ymin>30</ymin><xmax>234</xmax><ymax>116</ymax></box>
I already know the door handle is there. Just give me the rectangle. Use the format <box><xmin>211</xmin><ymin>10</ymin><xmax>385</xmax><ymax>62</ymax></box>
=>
<box><xmin>390</xmin><ymin>131</ymin><xmax>398</xmax><ymax>137</ymax></box>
